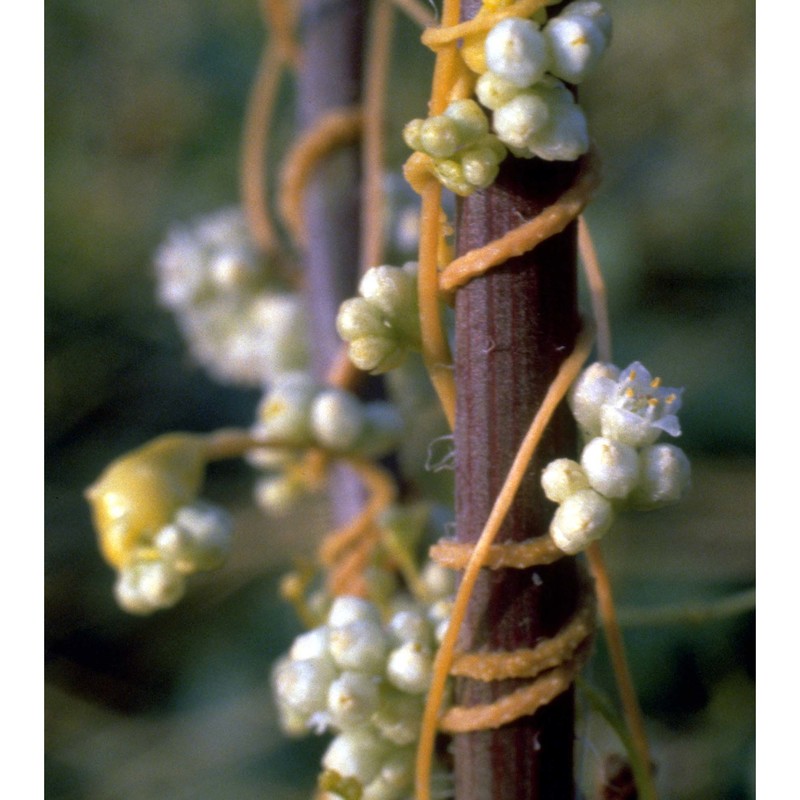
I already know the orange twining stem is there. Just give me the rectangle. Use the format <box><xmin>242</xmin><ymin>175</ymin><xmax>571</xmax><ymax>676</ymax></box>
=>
<box><xmin>390</xmin><ymin>0</ymin><xmax>436</xmax><ymax>28</ymax></box>
<box><xmin>417</xmin><ymin>181</ymin><xmax>457</xmax><ymax>430</ymax></box>
<box><xmin>430</xmin><ymin>535</ymin><xmax>562</xmax><ymax>570</ymax></box>
<box><xmin>577</xmin><ymin>218</ymin><xmax>657</xmax><ymax>797</ymax></box>
<box><xmin>278</xmin><ymin>107</ymin><xmax>363</xmax><ymax>249</ymax></box>
<box><xmin>578</xmin><ymin>215</ymin><xmax>612</xmax><ymax>363</ymax></box>
<box><xmin>439</xmin><ymin>151</ymin><xmax>601</xmax><ymax>293</ymax></box>
<box><xmin>240</xmin><ymin>42</ymin><xmax>284</xmax><ymax>254</ymax></box>
<box><xmin>450</xmin><ymin>593</ymin><xmax>595</xmax><ymax>681</ymax></box>
<box><xmin>439</xmin><ymin>655</ymin><xmax>587</xmax><ymax>733</ymax></box>
<box><xmin>421</xmin><ymin>0</ymin><xmax>550</xmax><ymax>49</ymax></box>
<box><xmin>317</xmin><ymin>458</ymin><xmax>396</xmax><ymax>596</ymax></box>
<box><xmin>415</xmin><ymin>325</ymin><xmax>594</xmax><ymax>800</ymax></box>
<box><xmin>360</xmin><ymin>0</ymin><xmax>394</xmax><ymax>274</ymax></box>
<box><xmin>262</xmin><ymin>0</ymin><xmax>301</xmax><ymax>67</ymax></box>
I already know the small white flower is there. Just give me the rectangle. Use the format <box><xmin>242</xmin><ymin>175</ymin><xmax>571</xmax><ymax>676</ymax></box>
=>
<box><xmin>570</xmin><ymin>361</ymin><xmax>683</xmax><ymax>447</ymax></box>
<box><xmin>485</xmin><ymin>17</ymin><xmax>550</xmax><ymax>88</ymax></box>
<box><xmin>549</xmin><ymin>488</ymin><xmax>614</xmax><ymax>554</ymax></box>
<box><xmin>599</xmin><ymin>362</ymin><xmax>683</xmax><ymax>447</ymax></box>
<box><xmin>580</xmin><ymin>436</ymin><xmax>640</xmax><ymax>499</ymax></box>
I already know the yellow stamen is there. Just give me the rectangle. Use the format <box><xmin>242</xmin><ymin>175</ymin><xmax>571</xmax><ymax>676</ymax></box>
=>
<box><xmin>650</xmin><ymin>377</ymin><xmax>661</xmax><ymax>388</ymax></box>
<box><xmin>625</xmin><ymin>387</ymin><xmax>635</xmax><ymax>398</ymax></box>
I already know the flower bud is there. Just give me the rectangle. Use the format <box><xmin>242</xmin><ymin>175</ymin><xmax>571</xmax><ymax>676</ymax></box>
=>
<box><xmin>550</xmin><ymin>488</ymin><xmax>614</xmax><ymax>554</ymax></box>
<box><xmin>328</xmin><ymin>595</ymin><xmax>382</xmax><ymax>628</ymax></box>
<box><xmin>336</xmin><ymin>297</ymin><xmax>386</xmax><ymax>341</ymax></box>
<box><xmin>256</xmin><ymin>372</ymin><xmax>319</xmax><ymax>444</ymax></box>
<box><xmin>272</xmin><ymin>656</ymin><xmax>336</xmax><ymax>717</ymax></box>
<box><xmin>114</xmin><ymin>559</ymin><xmax>186</xmax><ymax>614</ymax></box>
<box><xmin>254</xmin><ymin>473</ymin><xmax>305</xmax><ymax>516</ymax></box>
<box><xmin>310</xmin><ymin>388</ymin><xmax>366</xmax><ymax>452</ymax></box>
<box><xmin>485</xmin><ymin>18</ymin><xmax>550</xmax><ymax>88</ymax></box>
<box><xmin>289</xmin><ymin>626</ymin><xmax>331</xmax><ymax>661</ymax></box>
<box><xmin>444</xmin><ymin>98</ymin><xmax>490</xmax><ymax>141</ymax></box>
<box><xmin>322</xmin><ymin>730</ymin><xmax>390</xmax><ymax>787</ymax></box>
<box><xmin>545</xmin><ymin>13</ymin><xmax>608</xmax><ymax>84</ymax></box>
<box><xmin>155</xmin><ymin>500</ymin><xmax>233</xmax><ymax>573</ymax></box>
<box><xmin>629</xmin><ymin>444</ymin><xmax>691</xmax><ymax>509</ymax></box>
<box><xmin>493</xmin><ymin>91</ymin><xmax>550</xmax><ymax>149</ymax></box>
<box><xmin>568</xmin><ymin>362</ymin><xmax>620</xmax><ymax>435</ymax></box>
<box><xmin>388</xmin><ymin>609</ymin><xmax>431</xmax><ymax>646</ymax></box>
<box><xmin>541</xmin><ymin>458</ymin><xmax>590</xmax><ymax>503</ymax></box>
<box><xmin>386</xmin><ymin>641</ymin><xmax>433</xmax><ymax>694</ymax></box>
<box><xmin>526</xmin><ymin>82</ymin><xmax>590</xmax><ymax>161</ymax></box>
<box><xmin>358</xmin><ymin>265</ymin><xmax>417</xmax><ymax>322</ymax></box>
<box><xmin>581</xmin><ymin>436</ymin><xmax>640</xmax><ymax>499</ymax></box>
<box><xmin>475</xmin><ymin>71</ymin><xmax>522</xmax><ymax>111</ymax></box>
<box><xmin>420</xmin><ymin>115</ymin><xmax>462</xmax><ymax>158</ymax></box>
<box><xmin>327</xmin><ymin>671</ymin><xmax>381</xmax><ymax>730</ymax></box>
<box><xmin>371</xmin><ymin>686</ymin><xmax>424</xmax><ymax>746</ymax></box>
<box><xmin>329</xmin><ymin>620</ymin><xmax>390</xmax><ymax>673</ymax></box>
<box><xmin>560</xmin><ymin>1</ymin><xmax>612</xmax><ymax>43</ymax></box>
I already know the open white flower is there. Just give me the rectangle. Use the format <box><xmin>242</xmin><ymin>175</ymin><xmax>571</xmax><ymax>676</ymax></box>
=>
<box><xmin>569</xmin><ymin>360</ymin><xmax>683</xmax><ymax>447</ymax></box>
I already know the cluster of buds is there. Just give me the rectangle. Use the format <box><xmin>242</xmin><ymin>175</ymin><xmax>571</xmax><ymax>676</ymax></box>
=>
<box><xmin>472</xmin><ymin>1</ymin><xmax>611</xmax><ymax>162</ymax></box>
<box><xmin>403</xmin><ymin>100</ymin><xmax>508</xmax><ymax>196</ymax></box>
<box><xmin>404</xmin><ymin>1</ymin><xmax>611</xmax><ymax>192</ymax></box>
<box><xmin>272</xmin><ymin>564</ymin><xmax>455</xmax><ymax>800</ymax></box>
<box><xmin>250</xmin><ymin>372</ymin><xmax>403</xmax><ymax>514</ymax></box>
<box><xmin>85</xmin><ymin>434</ymin><xmax>233</xmax><ymax>614</ymax></box>
<box><xmin>336</xmin><ymin>263</ymin><xmax>422</xmax><ymax>374</ymax></box>
<box><xmin>543</xmin><ymin>361</ymin><xmax>690</xmax><ymax>554</ymax></box>
<box><xmin>154</xmin><ymin>207</ymin><xmax>308</xmax><ymax>386</ymax></box>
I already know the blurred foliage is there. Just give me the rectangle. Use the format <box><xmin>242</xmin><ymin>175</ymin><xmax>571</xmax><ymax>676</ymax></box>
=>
<box><xmin>45</xmin><ymin>1</ymin><xmax>753</xmax><ymax>798</ymax></box>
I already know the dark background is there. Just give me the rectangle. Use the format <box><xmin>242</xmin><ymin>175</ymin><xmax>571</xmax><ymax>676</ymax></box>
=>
<box><xmin>45</xmin><ymin>1</ymin><xmax>754</xmax><ymax>797</ymax></box>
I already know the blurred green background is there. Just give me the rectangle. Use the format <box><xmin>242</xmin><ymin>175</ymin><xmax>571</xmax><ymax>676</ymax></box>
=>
<box><xmin>45</xmin><ymin>1</ymin><xmax>754</xmax><ymax>798</ymax></box>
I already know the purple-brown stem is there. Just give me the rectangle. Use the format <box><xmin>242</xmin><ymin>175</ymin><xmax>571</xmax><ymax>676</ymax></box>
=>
<box><xmin>297</xmin><ymin>0</ymin><xmax>366</xmax><ymax>524</ymax></box>
<box><xmin>452</xmin><ymin>150</ymin><xmax>583</xmax><ymax>798</ymax></box>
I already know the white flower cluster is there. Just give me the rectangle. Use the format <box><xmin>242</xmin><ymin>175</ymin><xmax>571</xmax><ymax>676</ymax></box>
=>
<box><xmin>474</xmin><ymin>1</ymin><xmax>611</xmax><ymax>162</ymax></box>
<box><xmin>250</xmin><ymin>372</ymin><xmax>404</xmax><ymax>514</ymax></box>
<box><xmin>115</xmin><ymin>500</ymin><xmax>233</xmax><ymax>614</ymax></box>
<box><xmin>336</xmin><ymin>263</ymin><xmax>422</xmax><ymax>374</ymax></box>
<box><xmin>154</xmin><ymin>207</ymin><xmax>309</xmax><ymax>386</ymax></box>
<box><xmin>403</xmin><ymin>99</ymin><xmax>508</xmax><ymax>196</ymax></box>
<box><xmin>544</xmin><ymin>361</ymin><xmax>690</xmax><ymax>555</ymax></box>
<box><xmin>272</xmin><ymin>566</ymin><xmax>455</xmax><ymax>800</ymax></box>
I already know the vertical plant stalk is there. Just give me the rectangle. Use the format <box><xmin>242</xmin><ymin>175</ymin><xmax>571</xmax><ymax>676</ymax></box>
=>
<box><xmin>297</xmin><ymin>0</ymin><xmax>366</xmax><ymax>524</ymax></box>
<box><xmin>453</xmin><ymin>134</ymin><xmax>583</xmax><ymax>800</ymax></box>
